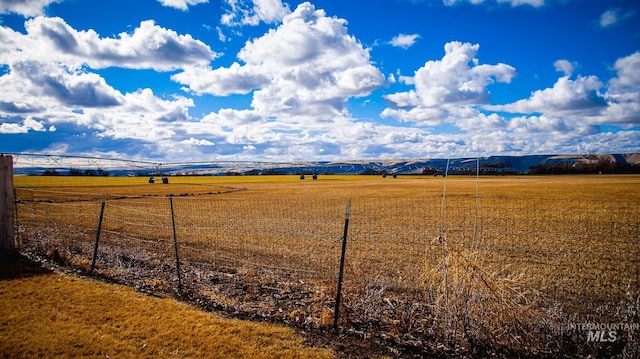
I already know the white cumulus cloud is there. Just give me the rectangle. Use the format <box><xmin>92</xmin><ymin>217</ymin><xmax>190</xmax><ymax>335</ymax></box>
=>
<box><xmin>173</xmin><ymin>62</ymin><xmax>270</xmax><ymax>96</ymax></box>
<box><xmin>554</xmin><ymin>59</ymin><xmax>576</xmax><ymax>77</ymax></box>
<box><xmin>0</xmin><ymin>0</ymin><xmax>59</xmax><ymax>17</ymax></box>
<box><xmin>221</xmin><ymin>0</ymin><xmax>290</xmax><ymax>26</ymax></box>
<box><xmin>181</xmin><ymin>137</ymin><xmax>215</xmax><ymax>146</ymax></box>
<box><xmin>157</xmin><ymin>0</ymin><xmax>208</xmax><ymax>11</ymax></box>
<box><xmin>382</xmin><ymin>41</ymin><xmax>516</xmax><ymax>125</ymax></box>
<box><xmin>599</xmin><ymin>52</ymin><xmax>640</xmax><ymax>125</ymax></box>
<box><xmin>0</xmin><ymin>117</ymin><xmax>48</xmax><ymax>134</ymax></box>
<box><xmin>176</xmin><ymin>2</ymin><xmax>384</xmax><ymax>123</ymax></box>
<box><xmin>1</xmin><ymin>17</ymin><xmax>216</xmax><ymax>71</ymax></box>
<box><xmin>486</xmin><ymin>75</ymin><xmax>607</xmax><ymax>116</ymax></box>
<box><xmin>0</xmin><ymin>60</ymin><xmax>196</xmax><ymax>143</ymax></box>
<box><xmin>389</xmin><ymin>34</ymin><xmax>420</xmax><ymax>49</ymax></box>
<box><xmin>607</xmin><ymin>51</ymin><xmax>640</xmax><ymax>92</ymax></box>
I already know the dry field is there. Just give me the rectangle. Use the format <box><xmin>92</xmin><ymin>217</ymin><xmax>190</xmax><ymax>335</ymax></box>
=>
<box><xmin>13</xmin><ymin>174</ymin><xmax>640</xmax><ymax>358</ymax></box>
<box><xmin>0</xmin><ymin>252</ymin><xmax>334</xmax><ymax>359</ymax></box>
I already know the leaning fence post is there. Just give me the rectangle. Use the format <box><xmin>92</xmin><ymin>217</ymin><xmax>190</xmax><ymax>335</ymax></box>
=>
<box><xmin>169</xmin><ymin>196</ymin><xmax>182</xmax><ymax>291</ymax></box>
<box><xmin>333</xmin><ymin>199</ymin><xmax>351</xmax><ymax>329</ymax></box>
<box><xmin>90</xmin><ymin>195</ymin><xmax>106</xmax><ymax>273</ymax></box>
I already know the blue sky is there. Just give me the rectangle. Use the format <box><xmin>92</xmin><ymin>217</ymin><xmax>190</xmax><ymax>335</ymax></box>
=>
<box><xmin>1</xmin><ymin>0</ymin><xmax>639</xmax><ymax>163</ymax></box>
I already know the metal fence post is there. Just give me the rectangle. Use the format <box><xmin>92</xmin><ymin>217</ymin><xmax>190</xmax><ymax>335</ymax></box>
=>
<box><xmin>169</xmin><ymin>196</ymin><xmax>182</xmax><ymax>291</ymax></box>
<box><xmin>90</xmin><ymin>195</ymin><xmax>106</xmax><ymax>273</ymax></box>
<box><xmin>333</xmin><ymin>199</ymin><xmax>351</xmax><ymax>329</ymax></box>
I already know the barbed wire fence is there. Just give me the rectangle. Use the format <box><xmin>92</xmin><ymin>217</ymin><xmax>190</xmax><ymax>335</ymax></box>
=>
<box><xmin>14</xmin><ymin>185</ymin><xmax>640</xmax><ymax>357</ymax></box>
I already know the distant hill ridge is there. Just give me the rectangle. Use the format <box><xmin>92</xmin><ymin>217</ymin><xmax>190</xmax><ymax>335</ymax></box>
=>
<box><xmin>261</xmin><ymin>153</ymin><xmax>640</xmax><ymax>176</ymax></box>
<box><xmin>12</xmin><ymin>153</ymin><xmax>640</xmax><ymax>176</ymax></box>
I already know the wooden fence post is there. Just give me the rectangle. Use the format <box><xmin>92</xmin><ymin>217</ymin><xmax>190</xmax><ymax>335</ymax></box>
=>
<box><xmin>1</xmin><ymin>155</ymin><xmax>15</xmax><ymax>251</ymax></box>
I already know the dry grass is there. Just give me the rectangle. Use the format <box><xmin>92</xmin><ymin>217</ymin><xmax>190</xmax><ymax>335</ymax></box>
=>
<box><xmin>12</xmin><ymin>174</ymin><xmax>640</xmax><ymax>357</ymax></box>
<box><xmin>0</xmin><ymin>253</ymin><xmax>334</xmax><ymax>359</ymax></box>
<box><xmin>14</xmin><ymin>179</ymin><xmax>239</xmax><ymax>201</ymax></box>
<box><xmin>15</xmin><ymin>173</ymin><xmax>640</xmax><ymax>200</ymax></box>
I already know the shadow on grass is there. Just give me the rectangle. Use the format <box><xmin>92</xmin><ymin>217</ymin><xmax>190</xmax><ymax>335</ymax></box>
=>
<box><xmin>0</xmin><ymin>251</ymin><xmax>51</xmax><ymax>280</ymax></box>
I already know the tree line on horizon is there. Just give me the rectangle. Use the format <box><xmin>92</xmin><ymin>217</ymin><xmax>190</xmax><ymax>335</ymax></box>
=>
<box><xmin>38</xmin><ymin>168</ymin><xmax>110</xmax><ymax>176</ymax></box>
<box><xmin>529</xmin><ymin>159</ymin><xmax>640</xmax><ymax>175</ymax></box>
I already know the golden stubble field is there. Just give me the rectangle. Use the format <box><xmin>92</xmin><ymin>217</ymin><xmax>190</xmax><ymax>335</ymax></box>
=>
<box><xmin>15</xmin><ymin>173</ymin><xmax>640</xmax><ymax>199</ymax></box>
<box><xmin>12</xmin><ymin>174</ymin><xmax>640</xmax><ymax>357</ymax></box>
